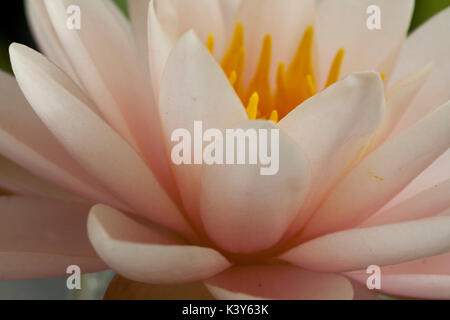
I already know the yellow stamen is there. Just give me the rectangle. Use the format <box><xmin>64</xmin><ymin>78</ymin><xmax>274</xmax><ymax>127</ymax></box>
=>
<box><xmin>285</xmin><ymin>26</ymin><xmax>315</xmax><ymax>106</ymax></box>
<box><xmin>245</xmin><ymin>34</ymin><xmax>272</xmax><ymax>115</ymax></box>
<box><xmin>273</xmin><ymin>62</ymin><xmax>289</xmax><ymax>118</ymax></box>
<box><xmin>306</xmin><ymin>74</ymin><xmax>317</xmax><ymax>96</ymax></box>
<box><xmin>234</xmin><ymin>47</ymin><xmax>246</xmax><ymax>98</ymax></box>
<box><xmin>221</xmin><ymin>23</ymin><xmax>244</xmax><ymax>77</ymax></box>
<box><xmin>246</xmin><ymin>92</ymin><xmax>259</xmax><ymax>120</ymax></box>
<box><xmin>325</xmin><ymin>48</ymin><xmax>345</xmax><ymax>88</ymax></box>
<box><xmin>269</xmin><ymin>110</ymin><xmax>278</xmax><ymax>123</ymax></box>
<box><xmin>229</xmin><ymin>71</ymin><xmax>237</xmax><ymax>87</ymax></box>
<box><xmin>206</xmin><ymin>34</ymin><xmax>215</xmax><ymax>54</ymax></box>
<box><xmin>380</xmin><ymin>72</ymin><xmax>386</xmax><ymax>80</ymax></box>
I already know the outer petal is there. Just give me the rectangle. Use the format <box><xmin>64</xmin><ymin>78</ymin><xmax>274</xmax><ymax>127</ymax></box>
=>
<box><xmin>279</xmin><ymin>72</ymin><xmax>385</xmax><ymax>238</ymax></box>
<box><xmin>361</xmin><ymin>180</ymin><xmax>450</xmax><ymax>227</ymax></box>
<box><xmin>9</xmin><ymin>44</ymin><xmax>194</xmax><ymax>239</ymax></box>
<box><xmin>390</xmin><ymin>7</ymin><xmax>450</xmax><ymax>133</ymax></box>
<box><xmin>25</xmin><ymin>0</ymin><xmax>79</xmax><ymax>84</ymax></box>
<box><xmin>44</xmin><ymin>0</ymin><xmax>177</xmax><ymax>198</ymax></box>
<box><xmin>0</xmin><ymin>196</ymin><xmax>106</xmax><ymax>280</ymax></box>
<box><xmin>301</xmin><ymin>100</ymin><xmax>450</xmax><ymax>239</ymax></box>
<box><xmin>370</xmin><ymin>63</ymin><xmax>432</xmax><ymax>149</ymax></box>
<box><xmin>88</xmin><ymin>204</ymin><xmax>231</xmax><ymax>284</ymax></box>
<box><xmin>159</xmin><ymin>31</ymin><xmax>247</xmax><ymax>230</ymax></box>
<box><xmin>233</xmin><ymin>0</ymin><xmax>315</xmax><ymax>85</ymax></box>
<box><xmin>348</xmin><ymin>273</ymin><xmax>450</xmax><ymax>300</ymax></box>
<box><xmin>315</xmin><ymin>0</ymin><xmax>414</xmax><ymax>86</ymax></box>
<box><xmin>0</xmin><ymin>70</ymin><xmax>123</xmax><ymax>209</ymax></box>
<box><xmin>200</xmin><ymin>120</ymin><xmax>311</xmax><ymax>253</ymax></box>
<box><xmin>281</xmin><ymin>216</ymin><xmax>450</xmax><ymax>273</ymax></box>
<box><xmin>128</xmin><ymin>0</ymin><xmax>151</xmax><ymax>62</ymax></box>
<box><xmin>0</xmin><ymin>155</ymin><xmax>81</xmax><ymax>202</ymax></box>
<box><xmin>149</xmin><ymin>0</ymin><xmax>226</xmax><ymax>94</ymax></box>
<box><xmin>205</xmin><ymin>264</ymin><xmax>354</xmax><ymax>300</ymax></box>
<box><xmin>380</xmin><ymin>252</ymin><xmax>450</xmax><ymax>276</ymax></box>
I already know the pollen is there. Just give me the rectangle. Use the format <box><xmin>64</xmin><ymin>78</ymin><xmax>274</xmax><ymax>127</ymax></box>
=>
<box><xmin>210</xmin><ymin>23</ymin><xmax>349</xmax><ymax>122</ymax></box>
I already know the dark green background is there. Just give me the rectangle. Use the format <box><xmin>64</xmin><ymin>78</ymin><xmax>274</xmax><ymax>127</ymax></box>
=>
<box><xmin>0</xmin><ymin>0</ymin><xmax>448</xmax><ymax>73</ymax></box>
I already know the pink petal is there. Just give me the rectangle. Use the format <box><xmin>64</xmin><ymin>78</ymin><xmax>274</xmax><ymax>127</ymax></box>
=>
<box><xmin>361</xmin><ymin>181</ymin><xmax>450</xmax><ymax>227</ymax></box>
<box><xmin>9</xmin><ymin>44</ymin><xmax>194</xmax><ymax>240</ymax></box>
<box><xmin>381</xmin><ymin>252</ymin><xmax>450</xmax><ymax>276</ymax></box>
<box><xmin>382</xmin><ymin>148</ymin><xmax>450</xmax><ymax>213</ymax></box>
<box><xmin>0</xmin><ymin>69</ymin><xmax>123</xmax><ymax>209</ymax></box>
<box><xmin>233</xmin><ymin>0</ymin><xmax>315</xmax><ymax>85</ymax></box>
<box><xmin>44</xmin><ymin>0</ymin><xmax>177</xmax><ymax>198</ymax></box>
<box><xmin>281</xmin><ymin>216</ymin><xmax>450</xmax><ymax>273</ymax></box>
<box><xmin>149</xmin><ymin>0</ymin><xmax>226</xmax><ymax>94</ymax></box>
<box><xmin>219</xmin><ymin>0</ymin><xmax>241</xmax><ymax>30</ymax></box>
<box><xmin>370</xmin><ymin>63</ymin><xmax>432</xmax><ymax>149</ymax></box>
<box><xmin>348</xmin><ymin>273</ymin><xmax>450</xmax><ymax>300</ymax></box>
<box><xmin>200</xmin><ymin>120</ymin><xmax>310</xmax><ymax>253</ymax></box>
<box><xmin>128</xmin><ymin>0</ymin><xmax>150</xmax><ymax>63</ymax></box>
<box><xmin>0</xmin><ymin>196</ymin><xmax>106</xmax><ymax>280</ymax></box>
<box><xmin>159</xmin><ymin>31</ymin><xmax>247</xmax><ymax>231</ymax></box>
<box><xmin>390</xmin><ymin>7</ymin><xmax>450</xmax><ymax>133</ymax></box>
<box><xmin>315</xmin><ymin>0</ymin><xmax>414</xmax><ymax>86</ymax></box>
<box><xmin>280</xmin><ymin>72</ymin><xmax>385</xmax><ymax>238</ymax></box>
<box><xmin>0</xmin><ymin>155</ymin><xmax>82</xmax><ymax>202</ymax></box>
<box><xmin>25</xmin><ymin>0</ymin><xmax>80</xmax><ymax>85</ymax></box>
<box><xmin>301</xmin><ymin>100</ymin><xmax>450</xmax><ymax>239</ymax></box>
<box><xmin>88</xmin><ymin>204</ymin><xmax>231</xmax><ymax>284</ymax></box>
<box><xmin>205</xmin><ymin>264</ymin><xmax>353</xmax><ymax>300</ymax></box>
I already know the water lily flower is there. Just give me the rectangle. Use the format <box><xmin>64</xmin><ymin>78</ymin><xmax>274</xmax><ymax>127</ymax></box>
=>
<box><xmin>0</xmin><ymin>0</ymin><xmax>449</xmax><ymax>300</ymax></box>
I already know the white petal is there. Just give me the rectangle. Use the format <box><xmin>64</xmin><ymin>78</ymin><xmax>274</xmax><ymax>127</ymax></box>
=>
<box><xmin>0</xmin><ymin>155</ymin><xmax>81</xmax><ymax>202</ymax></box>
<box><xmin>390</xmin><ymin>7</ymin><xmax>450</xmax><ymax>133</ymax></box>
<box><xmin>159</xmin><ymin>31</ymin><xmax>247</xmax><ymax>230</ymax></box>
<box><xmin>0</xmin><ymin>69</ymin><xmax>123</xmax><ymax>209</ymax></box>
<box><xmin>281</xmin><ymin>216</ymin><xmax>450</xmax><ymax>273</ymax></box>
<box><xmin>9</xmin><ymin>44</ymin><xmax>194</xmax><ymax>239</ymax></box>
<box><xmin>280</xmin><ymin>72</ymin><xmax>385</xmax><ymax>238</ymax></box>
<box><xmin>25</xmin><ymin>0</ymin><xmax>80</xmax><ymax>84</ymax></box>
<box><xmin>315</xmin><ymin>0</ymin><xmax>414</xmax><ymax>86</ymax></box>
<box><xmin>200</xmin><ymin>120</ymin><xmax>311</xmax><ymax>253</ymax></box>
<box><xmin>88</xmin><ymin>204</ymin><xmax>231</xmax><ymax>284</ymax></box>
<box><xmin>301</xmin><ymin>100</ymin><xmax>450</xmax><ymax>239</ymax></box>
<box><xmin>361</xmin><ymin>180</ymin><xmax>450</xmax><ymax>227</ymax></box>
<box><xmin>0</xmin><ymin>196</ymin><xmax>106</xmax><ymax>280</ymax></box>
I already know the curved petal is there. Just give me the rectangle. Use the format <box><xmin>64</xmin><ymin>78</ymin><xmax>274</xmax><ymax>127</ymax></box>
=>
<box><xmin>281</xmin><ymin>216</ymin><xmax>450</xmax><ymax>273</ymax></box>
<box><xmin>280</xmin><ymin>72</ymin><xmax>385</xmax><ymax>238</ymax></box>
<box><xmin>200</xmin><ymin>120</ymin><xmax>311</xmax><ymax>253</ymax></box>
<box><xmin>128</xmin><ymin>0</ymin><xmax>150</xmax><ymax>62</ymax></box>
<box><xmin>149</xmin><ymin>0</ymin><xmax>226</xmax><ymax>95</ymax></box>
<box><xmin>88</xmin><ymin>204</ymin><xmax>231</xmax><ymax>284</ymax></box>
<box><xmin>301</xmin><ymin>100</ymin><xmax>450</xmax><ymax>239</ymax></box>
<box><xmin>0</xmin><ymin>69</ymin><xmax>123</xmax><ymax>209</ymax></box>
<box><xmin>361</xmin><ymin>180</ymin><xmax>450</xmax><ymax>227</ymax></box>
<box><xmin>370</xmin><ymin>63</ymin><xmax>432</xmax><ymax>148</ymax></box>
<box><xmin>381</xmin><ymin>149</ymin><xmax>450</xmax><ymax>213</ymax></box>
<box><xmin>159</xmin><ymin>31</ymin><xmax>247</xmax><ymax>230</ymax></box>
<box><xmin>104</xmin><ymin>275</ymin><xmax>214</xmax><ymax>300</ymax></box>
<box><xmin>380</xmin><ymin>252</ymin><xmax>450</xmax><ymax>276</ymax></box>
<box><xmin>0</xmin><ymin>196</ymin><xmax>106</xmax><ymax>280</ymax></box>
<box><xmin>44</xmin><ymin>0</ymin><xmax>177</xmax><ymax>198</ymax></box>
<box><xmin>25</xmin><ymin>0</ymin><xmax>80</xmax><ymax>84</ymax></box>
<box><xmin>315</xmin><ymin>0</ymin><xmax>414</xmax><ymax>86</ymax></box>
<box><xmin>233</xmin><ymin>0</ymin><xmax>315</xmax><ymax>85</ymax></box>
<box><xmin>348</xmin><ymin>273</ymin><xmax>450</xmax><ymax>300</ymax></box>
<box><xmin>390</xmin><ymin>7</ymin><xmax>450</xmax><ymax>133</ymax></box>
<box><xmin>0</xmin><ymin>155</ymin><xmax>82</xmax><ymax>202</ymax></box>
<box><xmin>205</xmin><ymin>264</ymin><xmax>353</xmax><ymax>300</ymax></box>
<box><xmin>9</xmin><ymin>44</ymin><xmax>194</xmax><ymax>239</ymax></box>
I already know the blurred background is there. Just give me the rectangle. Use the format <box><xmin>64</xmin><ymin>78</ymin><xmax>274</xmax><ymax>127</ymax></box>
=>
<box><xmin>0</xmin><ymin>0</ymin><xmax>448</xmax><ymax>300</ymax></box>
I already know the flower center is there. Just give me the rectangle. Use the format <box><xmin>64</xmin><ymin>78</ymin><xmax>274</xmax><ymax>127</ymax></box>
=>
<box><xmin>207</xmin><ymin>23</ymin><xmax>350</xmax><ymax>123</ymax></box>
